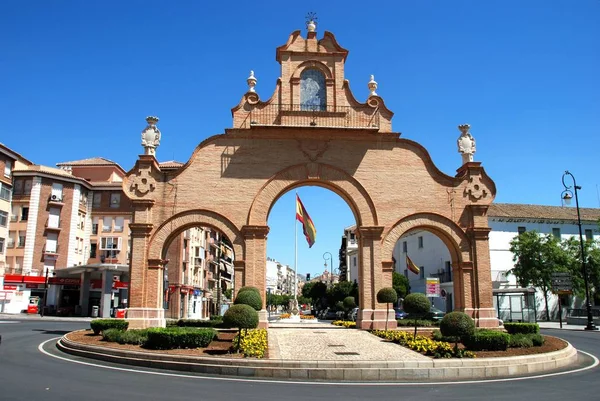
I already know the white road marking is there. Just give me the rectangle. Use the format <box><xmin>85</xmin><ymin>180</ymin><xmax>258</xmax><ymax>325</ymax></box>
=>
<box><xmin>0</xmin><ymin>321</ymin><xmax>19</xmax><ymax>324</ymax></box>
<box><xmin>38</xmin><ymin>337</ymin><xmax>600</xmax><ymax>387</ymax></box>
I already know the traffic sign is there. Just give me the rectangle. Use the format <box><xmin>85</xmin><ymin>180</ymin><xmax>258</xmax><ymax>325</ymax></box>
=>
<box><xmin>551</xmin><ymin>272</ymin><xmax>572</xmax><ymax>292</ymax></box>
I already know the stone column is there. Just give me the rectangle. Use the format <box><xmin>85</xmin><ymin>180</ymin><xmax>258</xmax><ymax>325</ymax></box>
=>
<box><xmin>356</xmin><ymin>226</ymin><xmax>393</xmax><ymax>330</ymax></box>
<box><xmin>79</xmin><ymin>271</ymin><xmax>91</xmax><ymax>316</ymax></box>
<box><xmin>241</xmin><ymin>225</ymin><xmax>269</xmax><ymax>328</ymax></box>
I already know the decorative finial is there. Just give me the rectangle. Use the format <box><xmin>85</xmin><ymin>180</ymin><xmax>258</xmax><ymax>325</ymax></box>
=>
<box><xmin>305</xmin><ymin>12</ymin><xmax>317</xmax><ymax>33</ymax></box>
<box><xmin>457</xmin><ymin>124</ymin><xmax>476</xmax><ymax>164</ymax></box>
<box><xmin>368</xmin><ymin>75</ymin><xmax>378</xmax><ymax>97</ymax></box>
<box><xmin>247</xmin><ymin>70</ymin><xmax>257</xmax><ymax>93</ymax></box>
<box><xmin>141</xmin><ymin>116</ymin><xmax>161</xmax><ymax>157</ymax></box>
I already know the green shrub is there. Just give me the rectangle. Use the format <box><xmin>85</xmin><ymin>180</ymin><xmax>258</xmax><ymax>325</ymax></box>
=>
<box><xmin>504</xmin><ymin>322</ymin><xmax>540</xmax><ymax>335</ymax></box>
<box><xmin>237</xmin><ymin>286</ymin><xmax>260</xmax><ymax>296</ymax></box>
<box><xmin>102</xmin><ymin>328</ymin><xmax>123</xmax><ymax>342</ymax></box>
<box><xmin>90</xmin><ymin>319</ymin><xmax>129</xmax><ymax>335</ymax></box>
<box><xmin>403</xmin><ymin>293</ymin><xmax>431</xmax><ymax>317</ymax></box>
<box><xmin>530</xmin><ymin>333</ymin><xmax>545</xmax><ymax>346</ymax></box>
<box><xmin>463</xmin><ymin>329</ymin><xmax>510</xmax><ymax>351</ymax></box>
<box><xmin>396</xmin><ymin>319</ymin><xmax>433</xmax><ymax>327</ymax></box>
<box><xmin>144</xmin><ymin>327</ymin><xmax>216</xmax><ymax>350</ymax></box>
<box><xmin>177</xmin><ymin>319</ymin><xmax>226</xmax><ymax>328</ymax></box>
<box><xmin>431</xmin><ymin>329</ymin><xmax>460</xmax><ymax>343</ymax></box>
<box><xmin>234</xmin><ymin>290</ymin><xmax>262</xmax><ymax>311</ymax></box>
<box><xmin>165</xmin><ymin>319</ymin><xmax>179</xmax><ymax>327</ymax></box>
<box><xmin>343</xmin><ymin>296</ymin><xmax>356</xmax><ymax>310</ymax></box>
<box><xmin>209</xmin><ymin>315</ymin><xmax>224</xmax><ymax>322</ymax></box>
<box><xmin>376</xmin><ymin>287</ymin><xmax>398</xmax><ymax>304</ymax></box>
<box><xmin>509</xmin><ymin>333</ymin><xmax>534</xmax><ymax>348</ymax></box>
<box><xmin>117</xmin><ymin>329</ymin><xmax>149</xmax><ymax>345</ymax></box>
<box><xmin>223</xmin><ymin>304</ymin><xmax>259</xmax><ymax>330</ymax></box>
<box><xmin>439</xmin><ymin>312</ymin><xmax>475</xmax><ymax>341</ymax></box>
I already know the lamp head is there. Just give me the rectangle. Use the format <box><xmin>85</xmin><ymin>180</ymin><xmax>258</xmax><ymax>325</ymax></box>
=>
<box><xmin>562</xmin><ymin>191</ymin><xmax>573</xmax><ymax>206</ymax></box>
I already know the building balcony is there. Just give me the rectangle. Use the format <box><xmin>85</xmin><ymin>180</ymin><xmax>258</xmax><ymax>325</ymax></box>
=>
<box><xmin>45</xmin><ymin>221</ymin><xmax>62</xmax><ymax>232</ymax></box>
<box><xmin>48</xmin><ymin>194</ymin><xmax>65</xmax><ymax>205</ymax></box>
<box><xmin>10</xmin><ymin>215</ymin><xmax>18</xmax><ymax>222</ymax></box>
<box><xmin>7</xmin><ymin>238</ymin><xmax>15</xmax><ymax>248</ymax></box>
<box><xmin>206</xmin><ymin>271</ymin><xmax>215</xmax><ymax>281</ymax></box>
<box><xmin>431</xmin><ymin>271</ymin><xmax>453</xmax><ymax>284</ymax></box>
<box><xmin>239</xmin><ymin>104</ymin><xmax>381</xmax><ymax>130</ymax></box>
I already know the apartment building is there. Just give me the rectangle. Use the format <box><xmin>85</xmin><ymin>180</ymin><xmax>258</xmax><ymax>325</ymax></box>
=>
<box><xmin>266</xmin><ymin>257</ymin><xmax>296</xmax><ymax>295</ymax></box>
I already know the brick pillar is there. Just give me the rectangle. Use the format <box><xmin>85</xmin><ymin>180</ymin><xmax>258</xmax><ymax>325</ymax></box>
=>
<box><xmin>356</xmin><ymin>226</ymin><xmax>394</xmax><ymax>330</ymax></box>
<box><xmin>233</xmin><ymin>260</ymin><xmax>245</xmax><ymax>298</ymax></box>
<box><xmin>454</xmin><ymin>261</ymin><xmax>474</xmax><ymax>312</ymax></box>
<box><xmin>241</xmin><ymin>225</ymin><xmax>269</xmax><ymax>328</ymax></box>
<box><xmin>467</xmin><ymin>207</ymin><xmax>497</xmax><ymax>327</ymax></box>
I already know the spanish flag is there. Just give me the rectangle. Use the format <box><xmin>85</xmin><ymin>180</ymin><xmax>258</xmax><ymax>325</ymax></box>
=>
<box><xmin>406</xmin><ymin>255</ymin><xmax>420</xmax><ymax>275</ymax></box>
<box><xmin>296</xmin><ymin>194</ymin><xmax>317</xmax><ymax>248</ymax></box>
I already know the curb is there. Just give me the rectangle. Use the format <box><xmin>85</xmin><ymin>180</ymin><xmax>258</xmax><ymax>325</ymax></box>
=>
<box><xmin>56</xmin><ymin>334</ymin><xmax>579</xmax><ymax>382</ymax></box>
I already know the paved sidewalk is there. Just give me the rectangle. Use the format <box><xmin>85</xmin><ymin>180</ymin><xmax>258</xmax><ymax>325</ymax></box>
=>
<box><xmin>537</xmin><ymin>321</ymin><xmax>600</xmax><ymax>331</ymax></box>
<box><xmin>268</xmin><ymin>326</ymin><xmax>431</xmax><ymax>361</ymax></box>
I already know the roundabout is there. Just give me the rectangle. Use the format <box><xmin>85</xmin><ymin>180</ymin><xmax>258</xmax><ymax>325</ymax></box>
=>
<box><xmin>1</xmin><ymin>320</ymin><xmax>599</xmax><ymax>400</ymax></box>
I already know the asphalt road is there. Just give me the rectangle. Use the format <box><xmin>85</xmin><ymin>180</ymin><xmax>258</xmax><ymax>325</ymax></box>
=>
<box><xmin>0</xmin><ymin>320</ymin><xmax>599</xmax><ymax>401</ymax></box>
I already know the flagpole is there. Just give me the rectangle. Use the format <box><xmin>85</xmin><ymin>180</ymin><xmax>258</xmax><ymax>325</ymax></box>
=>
<box><xmin>294</xmin><ymin>192</ymin><xmax>298</xmax><ymax>306</ymax></box>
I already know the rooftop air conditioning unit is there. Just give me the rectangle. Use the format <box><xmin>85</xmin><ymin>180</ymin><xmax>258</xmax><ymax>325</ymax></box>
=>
<box><xmin>51</xmin><ymin>194</ymin><xmax>58</xmax><ymax>201</ymax></box>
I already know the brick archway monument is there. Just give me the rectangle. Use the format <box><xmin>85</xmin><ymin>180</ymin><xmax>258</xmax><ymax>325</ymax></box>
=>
<box><xmin>122</xmin><ymin>25</ymin><xmax>498</xmax><ymax>330</ymax></box>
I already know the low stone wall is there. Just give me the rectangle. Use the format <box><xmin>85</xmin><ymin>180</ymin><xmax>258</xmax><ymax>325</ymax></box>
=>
<box><xmin>57</xmin><ymin>335</ymin><xmax>578</xmax><ymax>382</ymax></box>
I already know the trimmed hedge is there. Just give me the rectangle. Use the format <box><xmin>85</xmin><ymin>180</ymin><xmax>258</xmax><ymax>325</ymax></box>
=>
<box><xmin>376</xmin><ymin>287</ymin><xmax>398</xmax><ymax>304</ymax></box>
<box><xmin>102</xmin><ymin>328</ymin><xmax>123</xmax><ymax>342</ymax></box>
<box><xmin>403</xmin><ymin>293</ymin><xmax>431</xmax><ymax>317</ymax></box>
<box><xmin>90</xmin><ymin>319</ymin><xmax>129</xmax><ymax>335</ymax></box>
<box><xmin>234</xmin><ymin>290</ymin><xmax>262</xmax><ymax>311</ymax></box>
<box><xmin>504</xmin><ymin>322</ymin><xmax>540</xmax><ymax>335</ymax></box>
<box><xmin>177</xmin><ymin>319</ymin><xmax>226</xmax><ymax>328</ymax></box>
<box><xmin>463</xmin><ymin>329</ymin><xmax>510</xmax><ymax>351</ymax></box>
<box><xmin>102</xmin><ymin>328</ymin><xmax>149</xmax><ymax>345</ymax></box>
<box><xmin>144</xmin><ymin>327</ymin><xmax>216</xmax><ymax>350</ymax></box>
<box><xmin>440</xmin><ymin>312</ymin><xmax>475</xmax><ymax>341</ymax></box>
<box><xmin>431</xmin><ymin>329</ymin><xmax>460</xmax><ymax>343</ymax></box>
<box><xmin>509</xmin><ymin>333</ymin><xmax>534</xmax><ymax>348</ymax></box>
<box><xmin>530</xmin><ymin>333</ymin><xmax>545</xmax><ymax>346</ymax></box>
<box><xmin>237</xmin><ymin>286</ymin><xmax>260</xmax><ymax>296</ymax></box>
<box><xmin>223</xmin><ymin>304</ymin><xmax>259</xmax><ymax>330</ymax></box>
<box><xmin>396</xmin><ymin>319</ymin><xmax>434</xmax><ymax>327</ymax></box>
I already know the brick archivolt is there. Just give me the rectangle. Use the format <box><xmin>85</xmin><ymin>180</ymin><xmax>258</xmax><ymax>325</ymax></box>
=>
<box><xmin>148</xmin><ymin>209</ymin><xmax>244</xmax><ymax>260</ymax></box>
<box><xmin>381</xmin><ymin>213</ymin><xmax>472</xmax><ymax>264</ymax></box>
<box><xmin>247</xmin><ymin>163</ymin><xmax>377</xmax><ymax>226</ymax></box>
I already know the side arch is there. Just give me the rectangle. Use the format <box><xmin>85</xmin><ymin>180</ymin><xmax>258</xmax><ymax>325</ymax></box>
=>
<box><xmin>148</xmin><ymin>209</ymin><xmax>244</xmax><ymax>261</ymax></box>
<box><xmin>291</xmin><ymin>60</ymin><xmax>333</xmax><ymax>80</ymax></box>
<box><xmin>247</xmin><ymin>163</ymin><xmax>377</xmax><ymax>226</ymax></box>
<box><xmin>381</xmin><ymin>213</ymin><xmax>472</xmax><ymax>265</ymax></box>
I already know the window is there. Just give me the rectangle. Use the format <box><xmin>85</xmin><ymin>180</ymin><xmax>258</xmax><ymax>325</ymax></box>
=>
<box><xmin>4</xmin><ymin>160</ymin><xmax>12</xmax><ymax>177</ymax></box>
<box><xmin>402</xmin><ymin>241</ymin><xmax>407</xmax><ymax>253</ymax></box>
<box><xmin>419</xmin><ymin>266</ymin><xmax>425</xmax><ymax>279</ymax></box>
<box><xmin>300</xmin><ymin>69</ymin><xmax>326</xmax><ymax>111</ymax></box>
<box><xmin>90</xmin><ymin>242</ymin><xmax>97</xmax><ymax>258</ymax></box>
<box><xmin>418</xmin><ymin>236</ymin><xmax>424</xmax><ymax>249</ymax></box>
<box><xmin>24</xmin><ymin>180</ymin><xmax>32</xmax><ymax>195</ymax></box>
<box><xmin>110</xmin><ymin>193</ymin><xmax>121</xmax><ymax>208</ymax></box>
<box><xmin>114</xmin><ymin>217</ymin><xmax>124</xmax><ymax>232</ymax></box>
<box><xmin>93</xmin><ymin>193</ymin><xmax>102</xmax><ymax>208</ymax></box>
<box><xmin>103</xmin><ymin>217</ymin><xmax>112</xmax><ymax>232</ymax></box>
<box><xmin>13</xmin><ymin>180</ymin><xmax>23</xmax><ymax>195</ymax></box>
<box><xmin>46</xmin><ymin>233</ymin><xmax>58</xmax><ymax>253</ymax></box>
<box><xmin>552</xmin><ymin>228</ymin><xmax>561</xmax><ymax>239</ymax></box>
<box><xmin>585</xmin><ymin>229</ymin><xmax>594</xmax><ymax>241</ymax></box>
<box><xmin>18</xmin><ymin>234</ymin><xmax>26</xmax><ymax>247</ymax></box>
<box><xmin>0</xmin><ymin>183</ymin><xmax>11</xmax><ymax>201</ymax></box>
<box><xmin>51</xmin><ymin>183</ymin><xmax>63</xmax><ymax>202</ymax></box>
<box><xmin>48</xmin><ymin>208</ymin><xmax>60</xmax><ymax>228</ymax></box>
<box><xmin>100</xmin><ymin>237</ymin><xmax>122</xmax><ymax>250</ymax></box>
<box><xmin>517</xmin><ymin>226</ymin><xmax>526</xmax><ymax>235</ymax></box>
<box><xmin>0</xmin><ymin>238</ymin><xmax>4</xmax><ymax>253</ymax></box>
<box><xmin>0</xmin><ymin>211</ymin><xmax>7</xmax><ymax>227</ymax></box>
<box><xmin>92</xmin><ymin>217</ymin><xmax>99</xmax><ymax>235</ymax></box>
<box><xmin>21</xmin><ymin>207</ymin><xmax>29</xmax><ymax>221</ymax></box>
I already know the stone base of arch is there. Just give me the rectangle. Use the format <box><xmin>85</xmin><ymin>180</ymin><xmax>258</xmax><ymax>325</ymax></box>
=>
<box><xmin>358</xmin><ymin>309</ymin><xmax>397</xmax><ymax>330</ymax></box>
<box><xmin>126</xmin><ymin>308</ymin><xmax>166</xmax><ymax>330</ymax></box>
<box><xmin>464</xmin><ymin>308</ymin><xmax>499</xmax><ymax>328</ymax></box>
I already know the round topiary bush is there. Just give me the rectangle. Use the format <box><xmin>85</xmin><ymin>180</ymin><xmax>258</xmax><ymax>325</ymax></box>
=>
<box><xmin>234</xmin><ymin>289</ymin><xmax>262</xmax><ymax>311</ymax></box>
<box><xmin>403</xmin><ymin>293</ymin><xmax>431</xmax><ymax>316</ymax></box>
<box><xmin>343</xmin><ymin>296</ymin><xmax>356</xmax><ymax>310</ymax></box>
<box><xmin>376</xmin><ymin>287</ymin><xmax>398</xmax><ymax>304</ymax></box>
<box><xmin>223</xmin><ymin>304</ymin><xmax>259</xmax><ymax>330</ymax></box>
<box><xmin>237</xmin><ymin>286</ymin><xmax>260</xmax><ymax>296</ymax></box>
<box><xmin>439</xmin><ymin>311</ymin><xmax>475</xmax><ymax>341</ymax></box>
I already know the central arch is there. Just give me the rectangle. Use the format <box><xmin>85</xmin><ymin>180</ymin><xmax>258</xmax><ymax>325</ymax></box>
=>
<box><xmin>248</xmin><ymin>163</ymin><xmax>377</xmax><ymax>227</ymax></box>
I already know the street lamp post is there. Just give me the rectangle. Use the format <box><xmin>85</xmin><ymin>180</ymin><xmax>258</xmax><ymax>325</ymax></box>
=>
<box><xmin>561</xmin><ymin>170</ymin><xmax>598</xmax><ymax>331</ymax></box>
<box><xmin>323</xmin><ymin>252</ymin><xmax>333</xmax><ymax>285</ymax></box>
<box><xmin>41</xmin><ymin>268</ymin><xmax>50</xmax><ymax>317</ymax></box>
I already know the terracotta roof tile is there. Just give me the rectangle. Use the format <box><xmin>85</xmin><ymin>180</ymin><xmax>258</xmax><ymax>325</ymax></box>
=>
<box><xmin>488</xmin><ymin>203</ymin><xmax>600</xmax><ymax>223</ymax></box>
<box><xmin>56</xmin><ymin>157</ymin><xmax>119</xmax><ymax>167</ymax></box>
<box><xmin>159</xmin><ymin>160</ymin><xmax>184</xmax><ymax>169</ymax></box>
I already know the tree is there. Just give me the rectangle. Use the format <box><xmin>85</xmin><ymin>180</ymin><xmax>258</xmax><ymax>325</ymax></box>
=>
<box><xmin>326</xmin><ymin>281</ymin><xmax>353</xmax><ymax>308</ymax></box>
<box><xmin>392</xmin><ymin>271</ymin><xmax>409</xmax><ymax>301</ymax></box>
<box><xmin>301</xmin><ymin>282</ymin><xmax>315</xmax><ymax>300</ymax></box>
<box><xmin>223</xmin><ymin>288</ymin><xmax>233</xmax><ymax>300</ymax></box>
<box><xmin>223</xmin><ymin>304</ymin><xmax>258</xmax><ymax>352</ymax></box>
<box><xmin>376</xmin><ymin>287</ymin><xmax>398</xmax><ymax>331</ymax></box>
<box><xmin>509</xmin><ymin>231</ymin><xmax>568</xmax><ymax>321</ymax></box>
<box><xmin>309</xmin><ymin>281</ymin><xmax>328</xmax><ymax>308</ymax></box>
<box><xmin>403</xmin><ymin>292</ymin><xmax>430</xmax><ymax>338</ymax></box>
<box><xmin>234</xmin><ymin>289</ymin><xmax>262</xmax><ymax>311</ymax></box>
<box><xmin>562</xmin><ymin>237</ymin><xmax>600</xmax><ymax>304</ymax></box>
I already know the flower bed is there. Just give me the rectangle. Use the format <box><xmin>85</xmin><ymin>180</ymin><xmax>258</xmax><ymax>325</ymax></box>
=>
<box><xmin>300</xmin><ymin>314</ymin><xmax>315</xmax><ymax>320</ymax></box>
<box><xmin>371</xmin><ymin>330</ymin><xmax>475</xmax><ymax>358</ymax></box>
<box><xmin>332</xmin><ymin>320</ymin><xmax>356</xmax><ymax>328</ymax></box>
<box><xmin>235</xmin><ymin>329</ymin><xmax>268</xmax><ymax>358</ymax></box>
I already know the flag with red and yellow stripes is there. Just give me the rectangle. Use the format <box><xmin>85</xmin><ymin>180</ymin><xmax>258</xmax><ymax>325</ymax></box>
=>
<box><xmin>296</xmin><ymin>194</ymin><xmax>317</xmax><ymax>248</ymax></box>
<box><xmin>406</xmin><ymin>255</ymin><xmax>420</xmax><ymax>275</ymax></box>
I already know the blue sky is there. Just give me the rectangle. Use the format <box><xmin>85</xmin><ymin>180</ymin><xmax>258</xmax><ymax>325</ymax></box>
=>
<box><xmin>2</xmin><ymin>1</ymin><xmax>599</xmax><ymax>277</ymax></box>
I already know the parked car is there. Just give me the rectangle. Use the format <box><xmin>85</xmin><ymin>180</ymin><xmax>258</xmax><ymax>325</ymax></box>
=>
<box><xmin>322</xmin><ymin>309</ymin><xmax>339</xmax><ymax>320</ymax></box>
<box><xmin>394</xmin><ymin>308</ymin><xmax>408</xmax><ymax>320</ymax></box>
<box><xmin>427</xmin><ymin>307</ymin><xmax>446</xmax><ymax>321</ymax></box>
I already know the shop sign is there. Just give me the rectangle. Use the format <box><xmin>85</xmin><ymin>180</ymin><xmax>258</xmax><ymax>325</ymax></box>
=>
<box><xmin>3</xmin><ymin>285</ymin><xmax>18</xmax><ymax>290</ymax></box>
<box><xmin>426</xmin><ymin>277</ymin><xmax>440</xmax><ymax>297</ymax></box>
<box><xmin>49</xmin><ymin>277</ymin><xmax>81</xmax><ymax>286</ymax></box>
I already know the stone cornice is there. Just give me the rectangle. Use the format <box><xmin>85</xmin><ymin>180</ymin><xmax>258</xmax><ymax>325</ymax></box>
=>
<box><xmin>129</xmin><ymin>223</ymin><xmax>154</xmax><ymax>237</ymax></box>
<box><xmin>357</xmin><ymin>226</ymin><xmax>385</xmax><ymax>240</ymax></box>
<box><xmin>241</xmin><ymin>225</ymin><xmax>270</xmax><ymax>239</ymax></box>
